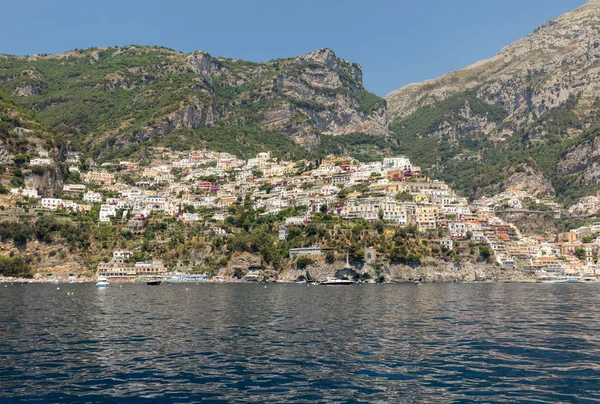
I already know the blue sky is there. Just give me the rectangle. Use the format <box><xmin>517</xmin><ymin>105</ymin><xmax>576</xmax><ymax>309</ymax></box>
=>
<box><xmin>1</xmin><ymin>0</ymin><xmax>587</xmax><ymax>96</ymax></box>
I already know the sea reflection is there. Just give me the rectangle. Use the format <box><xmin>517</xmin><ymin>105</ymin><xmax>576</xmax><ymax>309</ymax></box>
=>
<box><xmin>1</xmin><ymin>283</ymin><xmax>600</xmax><ymax>402</ymax></box>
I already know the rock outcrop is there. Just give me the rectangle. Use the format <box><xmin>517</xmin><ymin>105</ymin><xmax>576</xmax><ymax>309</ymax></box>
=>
<box><xmin>219</xmin><ymin>254</ymin><xmax>535</xmax><ymax>284</ymax></box>
<box><xmin>503</xmin><ymin>166</ymin><xmax>556</xmax><ymax>197</ymax></box>
<box><xmin>24</xmin><ymin>166</ymin><xmax>65</xmax><ymax>197</ymax></box>
<box><xmin>558</xmin><ymin>134</ymin><xmax>600</xmax><ymax>184</ymax></box>
<box><xmin>135</xmin><ymin>96</ymin><xmax>217</xmax><ymax>141</ymax></box>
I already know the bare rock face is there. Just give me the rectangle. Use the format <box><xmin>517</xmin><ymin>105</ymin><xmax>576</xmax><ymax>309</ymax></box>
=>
<box><xmin>12</xmin><ymin>82</ymin><xmax>46</xmax><ymax>97</ymax></box>
<box><xmin>428</xmin><ymin>101</ymin><xmax>500</xmax><ymax>141</ymax></box>
<box><xmin>275</xmin><ymin>257</ymin><xmax>381</xmax><ymax>282</ymax></box>
<box><xmin>0</xmin><ymin>144</ymin><xmax>14</xmax><ymax>165</ymax></box>
<box><xmin>261</xmin><ymin>103</ymin><xmax>294</xmax><ymax>130</ymax></box>
<box><xmin>298</xmin><ymin>48</ymin><xmax>363</xmax><ymax>91</ymax></box>
<box><xmin>286</xmin><ymin>124</ymin><xmax>321</xmax><ymax>150</ymax></box>
<box><xmin>559</xmin><ymin>135</ymin><xmax>600</xmax><ymax>184</ymax></box>
<box><xmin>6</xmin><ymin>69</ymin><xmax>47</xmax><ymax>97</ymax></box>
<box><xmin>221</xmin><ymin>252</ymin><xmax>262</xmax><ymax>279</ymax></box>
<box><xmin>268</xmin><ymin>49</ymin><xmax>388</xmax><ymax>147</ymax></box>
<box><xmin>135</xmin><ymin>96</ymin><xmax>217</xmax><ymax>140</ymax></box>
<box><xmin>304</xmin><ymin>97</ymin><xmax>389</xmax><ymax>138</ymax></box>
<box><xmin>503</xmin><ymin>166</ymin><xmax>556</xmax><ymax>197</ymax></box>
<box><xmin>185</xmin><ymin>51</ymin><xmax>225</xmax><ymax>80</ymax></box>
<box><xmin>386</xmin><ymin>1</ymin><xmax>600</xmax><ymax>125</ymax></box>
<box><xmin>387</xmin><ymin>260</ymin><xmax>534</xmax><ymax>283</ymax></box>
<box><xmin>24</xmin><ymin>166</ymin><xmax>65</xmax><ymax>198</ymax></box>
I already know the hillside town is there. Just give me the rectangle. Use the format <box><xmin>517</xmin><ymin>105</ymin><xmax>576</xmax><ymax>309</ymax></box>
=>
<box><xmin>3</xmin><ymin>145</ymin><xmax>600</xmax><ymax>283</ymax></box>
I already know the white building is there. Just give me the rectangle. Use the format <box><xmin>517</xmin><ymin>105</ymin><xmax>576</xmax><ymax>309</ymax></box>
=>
<box><xmin>30</xmin><ymin>158</ymin><xmax>53</xmax><ymax>167</ymax></box>
<box><xmin>279</xmin><ymin>228</ymin><xmax>287</xmax><ymax>241</ymax></box>
<box><xmin>83</xmin><ymin>191</ymin><xmax>103</xmax><ymax>203</ymax></box>
<box><xmin>382</xmin><ymin>156</ymin><xmax>412</xmax><ymax>171</ymax></box>
<box><xmin>40</xmin><ymin>198</ymin><xmax>63</xmax><ymax>210</ymax></box>
<box><xmin>343</xmin><ymin>198</ymin><xmax>407</xmax><ymax>225</ymax></box>
<box><xmin>440</xmin><ymin>238</ymin><xmax>454</xmax><ymax>251</ymax></box>
<box><xmin>449</xmin><ymin>222</ymin><xmax>468</xmax><ymax>238</ymax></box>
<box><xmin>22</xmin><ymin>188</ymin><xmax>39</xmax><ymax>199</ymax></box>
<box><xmin>285</xmin><ymin>216</ymin><xmax>310</xmax><ymax>226</ymax></box>
<box><xmin>66</xmin><ymin>152</ymin><xmax>81</xmax><ymax>164</ymax></box>
<box><xmin>181</xmin><ymin>213</ymin><xmax>201</xmax><ymax>222</ymax></box>
<box><xmin>113</xmin><ymin>250</ymin><xmax>133</xmax><ymax>260</ymax></box>
<box><xmin>63</xmin><ymin>184</ymin><xmax>86</xmax><ymax>193</ymax></box>
<box><xmin>99</xmin><ymin>204</ymin><xmax>117</xmax><ymax>223</ymax></box>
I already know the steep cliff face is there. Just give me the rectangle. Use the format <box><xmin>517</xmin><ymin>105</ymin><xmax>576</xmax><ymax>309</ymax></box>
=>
<box><xmin>134</xmin><ymin>96</ymin><xmax>218</xmax><ymax>141</ymax></box>
<box><xmin>0</xmin><ymin>47</ymin><xmax>387</xmax><ymax>155</ymax></box>
<box><xmin>386</xmin><ymin>1</ymin><xmax>600</xmax><ymax>125</ymax></box>
<box><xmin>503</xmin><ymin>166</ymin><xmax>556</xmax><ymax>198</ymax></box>
<box><xmin>24</xmin><ymin>166</ymin><xmax>65</xmax><ymax>197</ymax></box>
<box><xmin>385</xmin><ymin>0</ymin><xmax>600</xmax><ymax>201</ymax></box>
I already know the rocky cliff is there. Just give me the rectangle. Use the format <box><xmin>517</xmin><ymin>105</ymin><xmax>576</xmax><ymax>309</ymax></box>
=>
<box><xmin>387</xmin><ymin>1</ymin><xmax>600</xmax><ymax>125</ymax></box>
<box><xmin>24</xmin><ymin>166</ymin><xmax>65</xmax><ymax>197</ymax></box>
<box><xmin>385</xmin><ymin>0</ymin><xmax>600</xmax><ymax>202</ymax></box>
<box><xmin>217</xmin><ymin>254</ymin><xmax>534</xmax><ymax>284</ymax></box>
<box><xmin>0</xmin><ymin>47</ymin><xmax>387</xmax><ymax>156</ymax></box>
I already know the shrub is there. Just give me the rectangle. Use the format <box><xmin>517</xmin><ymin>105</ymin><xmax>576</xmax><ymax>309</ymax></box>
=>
<box><xmin>296</xmin><ymin>256</ymin><xmax>314</xmax><ymax>269</ymax></box>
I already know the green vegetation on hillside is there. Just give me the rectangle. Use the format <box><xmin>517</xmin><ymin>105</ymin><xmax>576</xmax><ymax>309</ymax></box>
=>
<box><xmin>389</xmin><ymin>90</ymin><xmax>600</xmax><ymax>204</ymax></box>
<box><xmin>0</xmin><ymin>255</ymin><xmax>32</xmax><ymax>277</ymax></box>
<box><xmin>0</xmin><ymin>46</ymin><xmax>383</xmax><ymax>160</ymax></box>
<box><xmin>0</xmin><ymin>89</ymin><xmax>66</xmax><ymax>152</ymax></box>
<box><xmin>356</xmin><ymin>90</ymin><xmax>384</xmax><ymax>113</ymax></box>
<box><xmin>390</xmin><ymin>92</ymin><xmax>508</xmax><ymax>169</ymax></box>
<box><xmin>318</xmin><ymin>133</ymin><xmax>391</xmax><ymax>162</ymax></box>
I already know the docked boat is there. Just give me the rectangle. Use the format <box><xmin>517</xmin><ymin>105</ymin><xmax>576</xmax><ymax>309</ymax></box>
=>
<box><xmin>135</xmin><ymin>275</ymin><xmax>165</xmax><ymax>285</ymax></box>
<box><xmin>96</xmin><ymin>276</ymin><xmax>110</xmax><ymax>288</ymax></box>
<box><xmin>320</xmin><ymin>277</ymin><xmax>354</xmax><ymax>285</ymax></box>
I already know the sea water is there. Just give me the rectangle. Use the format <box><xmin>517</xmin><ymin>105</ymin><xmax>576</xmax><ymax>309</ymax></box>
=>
<box><xmin>1</xmin><ymin>283</ymin><xmax>599</xmax><ymax>403</ymax></box>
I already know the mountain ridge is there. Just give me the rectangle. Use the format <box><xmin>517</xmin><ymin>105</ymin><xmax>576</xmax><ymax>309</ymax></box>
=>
<box><xmin>0</xmin><ymin>46</ymin><xmax>388</xmax><ymax>160</ymax></box>
<box><xmin>384</xmin><ymin>0</ymin><xmax>600</xmax><ymax>203</ymax></box>
<box><xmin>386</xmin><ymin>0</ymin><xmax>600</xmax><ymax>120</ymax></box>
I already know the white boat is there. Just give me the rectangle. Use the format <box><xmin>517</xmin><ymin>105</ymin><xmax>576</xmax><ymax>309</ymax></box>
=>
<box><xmin>96</xmin><ymin>276</ymin><xmax>110</xmax><ymax>288</ymax></box>
<box><xmin>320</xmin><ymin>277</ymin><xmax>354</xmax><ymax>285</ymax></box>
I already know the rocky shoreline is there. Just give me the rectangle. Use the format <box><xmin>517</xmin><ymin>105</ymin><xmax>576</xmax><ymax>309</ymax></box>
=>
<box><xmin>0</xmin><ymin>255</ymin><xmax>537</xmax><ymax>285</ymax></box>
<box><xmin>221</xmin><ymin>253</ymin><xmax>537</xmax><ymax>284</ymax></box>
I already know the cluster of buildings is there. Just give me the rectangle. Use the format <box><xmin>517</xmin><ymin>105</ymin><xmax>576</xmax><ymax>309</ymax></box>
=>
<box><xmin>7</xmin><ymin>146</ymin><xmax>600</xmax><ymax>278</ymax></box>
<box><xmin>96</xmin><ymin>251</ymin><xmax>167</xmax><ymax>278</ymax></box>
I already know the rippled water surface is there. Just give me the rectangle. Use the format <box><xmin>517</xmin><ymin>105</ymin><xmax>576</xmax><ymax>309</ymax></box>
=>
<box><xmin>2</xmin><ymin>283</ymin><xmax>600</xmax><ymax>403</ymax></box>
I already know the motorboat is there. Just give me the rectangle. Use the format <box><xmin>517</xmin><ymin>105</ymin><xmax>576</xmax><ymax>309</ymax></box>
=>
<box><xmin>320</xmin><ymin>277</ymin><xmax>354</xmax><ymax>285</ymax></box>
<box><xmin>96</xmin><ymin>276</ymin><xmax>110</xmax><ymax>288</ymax></box>
<box><xmin>136</xmin><ymin>276</ymin><xmax>165</xmax><ymax>285</ymax></box>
